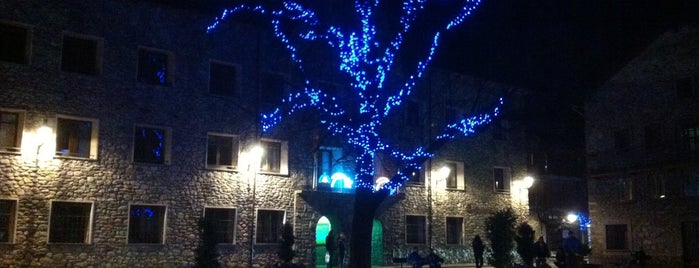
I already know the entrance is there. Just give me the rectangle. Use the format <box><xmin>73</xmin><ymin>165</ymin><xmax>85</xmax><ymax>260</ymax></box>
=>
<box><xmin>371</xmin><ymin>219</ymin><xmax>383</xmax><ymax>266</ymax></box>
<box><xmin>316</xmin><ymin>216</ymin><xmax>331</xmax><ymax>267</ymax></box>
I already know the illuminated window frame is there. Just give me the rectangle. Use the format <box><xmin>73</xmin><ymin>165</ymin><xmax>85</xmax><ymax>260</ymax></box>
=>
<box><xmin>0</xmin><ymin>108</ymin><xmax>25</xmax><ymax>153</ymax></box>
<box><xmin>55</xmin><ymin>115</ymin><xmax>99</xmax><ymax>159</ymax></box>
<box><xmin>259</xmin><ymin>138</ymin><xmax>288</xmax><ymax>175</ymax></box>
<box><xmin>206</xmin><ymin>133</ymin><xmax>239</xmax><ymax>170</ymax></box>
<box><xmin>493</xmin><ymin>167</ymin><xmax>511</xmax><ymax>193</ymax></box>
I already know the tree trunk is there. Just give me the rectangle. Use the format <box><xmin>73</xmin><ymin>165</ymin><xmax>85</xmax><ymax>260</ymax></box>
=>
<box><xmin>349</xmin><ymin>188</ymin><xmax>386</xmax><ymax>268</ymax></box>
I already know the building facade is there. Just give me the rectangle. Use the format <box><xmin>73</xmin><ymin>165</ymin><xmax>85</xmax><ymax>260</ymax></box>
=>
<box><xmin>0</xmin><ymin>1</ymin><xmax>534</xmax><ymax>267</ymax></box>
<box><xmin>586</xmin><ymin>26</ymin><xmax>699</xmax><ymax>267</ymax></box>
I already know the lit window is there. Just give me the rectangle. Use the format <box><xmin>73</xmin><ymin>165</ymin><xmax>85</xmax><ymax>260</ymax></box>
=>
<box><xmin>260</xmin><ymin>139</ymin><xmax>288</xmax><ymax>174</ymax></box>
<box><xmin>0</xmin><ymin>22</ymin><xmax>31</xmax><ymax>64</ymax></box>
<box><xmin>61</xmin><ymin>34</ymin><xmax>101</xmax><ymax>75</ymax></box>
<box><xmin>605</xmin><ymin>224</ymin><xmax>628</xmax><ymax>250</ymax></box>
<box><xmin>128</xmin><ymin>204</ymin><xmax>166</xmax><ymax>244</ymax></box>
<box><xmin>56</xmin><ymin>116</ymin><xmax>98</xmax><ymax>159</ymax></box>
<box><xmin>49</xmin><ymin>201</ymin><xmax>93</xmax><ymax>244</ymax></box>
<box><xmin>256</xmin><ymin>210</ymin><xmax>284</xmax><ymax>244</ymax></box>
<box><xmin>0</xmin><ymin>199</ymin><xmax>17</xmax><ymax>243</ymax></box>
<box><xmin>444</xmin><ymin>162</ymin><xmax>458</xmax><ymax>189</ymax></box>
<box><xmin>207</xmin><ymin>133</ymin><xmax>239</xmax><ymax>169</ymax></box>
<box><xmin>137</xmin><ymin>47</ymin><xmax>173</xmax><ymax>86</ymax></box>
<box><xmin>0</xmin><ymin>109</ymin><xmax>24</xmax><ymax>152</ymax></box>
<box><xmin>494</xmin><ymin>167</ymin><xmax>511</xmax><ymax>192</ymax></box>
<box><xmin>209</xmin><ymin>61</ymin><xmax>239</xmax><ymax>97</ymax></box>
<box><xmin>317</xmin><ymin>147</ymin><xmax>345</xmax><ymax>189</ymax></box>
<box><xmin>204</xmin><ymin>207</ymin><xmax>236</xmax><ymax>244</ymax></box>
<box><xmin>405</xmin><ymin>215</ymin><xmax>426</xmax><ymax>244</ymax></box>
<box><xmin>133</xmin><ymin>125</ymin><xmax>171</xmax><ymax>164</ymax></box>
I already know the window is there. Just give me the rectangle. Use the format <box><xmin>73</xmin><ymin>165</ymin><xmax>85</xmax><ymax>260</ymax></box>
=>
<box><xmin>614</xmin><ymin>129</ymin><xmax>630</xmax><ymax>153</ymax></box>
<box><xmin>49</xmin><ymin>201</ymin><xmax>93</xmax><ymax>243</ymax></box>
<box><xmin>643</xmin><ymin>125</ymin><xmax>661</xmax><ymax>150</ymax></box>
<box><xmin>0</xmin><ymin>199</ymin><xmax>17</xmax><ymax>243</ymax></box>
<box><xmin>61</xmin><ymin>34</ymin><xmax>101</xmax><ymax>75</ymax></box>
<box><xmin>684</xmin><ymin>126</ymin><xmax>699</xmax><ymax>153</ymax></box>
<box><xmin>317</xmin><ymin>147</ymin><xmax>343</xmax><ymax>179</ymax></box>
<box><xmin>209</xmin><ymin>61</ymin><xmax>239</xmax><ymax>97</ymax></box>
<box><xmin>0</xmin><ymin>22</ymin><xmax>30</xmax><ymax>64</ymax></box>
<box><xmin>445</xmin><ymin>217</ymin><xmax>463</xmax><ymax>245</ymax></box>
<box><xmin>619</xmin><ymin>177</ymin><xmax>633</xmax><ymax>201</ymax></box>
<box><xmin>405</xmin><ymin>215</ymin><xmax>426</xmax><ymax>244</ymax></box>
<box><xmin>605</xmin><ymin>224</ymin><xmax>628</xmax><ymax>250</ymax></box>
<box><xmin>260</xmin><ymin>72</ymin><xmax>286</xmax><ymax>106</ymax></box>
<box><xmin>649</xmin><ymin>172</ymin><xmax>667</xmax><ymax>199</ymax></box>
<box><xmin>684</xmin><ymin>171</ymin><xmax>699</xmax><ymax>197</ymax></box>
<box><xmin>260</xmin><ymin>139</ymin><xmax>288</xmax><ymax>174</ymax></box>
<box><xmin>444</xmin><ymin>162</ymin><xmax>458</xmax><ymax>189</ymax></box>
<box><xmin>137</xmin><ymin>47</ymin><xmax>173</xmax><ymax>86</ymax></box>
<box><xmin>128</xmin><ymin>204</ymin><xmax>166</xmax><ymax>244</ymax></box>
<box><xmin>0</xmin><ymin>109</ymin><xmax>23</xmax><ymax>152</ymax></box>
<box><xmin>56</xmin><ymin>116</ymin><xmax>98</xmax><ymax>158</ymax></box>
<box><xmin>207</xmin><ymin>133</ymin><xmax>239</xmax><ymax>169</ymax></box>
<box><xmin>204</xmin><ymin>207</ymin><xmax>236</xmax><ymax>244</ymax></box>
<box><xmin>133</xmin><ymin>125</ymin><xmax>171</xmax><ymax>164</ymax></box>
<box><xmin>494</xmin><ymin>167</ymin><xmax>511</xmax><ymax>192</ymax></box>
<box><xmin>256</xmin><ymin>210</ymin><xmax>284</xmax><ymax>244</ymax></box>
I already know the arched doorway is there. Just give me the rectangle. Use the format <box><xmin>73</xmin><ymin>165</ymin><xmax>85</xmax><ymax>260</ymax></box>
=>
<box><xmin>315</xmin><ymin>216</ymin><xmax>331</xmax><ymax>267</ymax></box>
<box><xmin>371</xmin><ymin>219</ymin><xmax>384</xmax><ymax>266</ymax></box>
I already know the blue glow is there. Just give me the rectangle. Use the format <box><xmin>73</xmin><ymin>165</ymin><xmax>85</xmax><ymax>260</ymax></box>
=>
<box><xmin>330</xmin><ymin>172</ymin><xmax>354</xmax><ymax>189</ymax></box>
<box><xmin>208</xmin><ymin>1</ymin><xmax>498</xmax><ymax>194</ymax></box>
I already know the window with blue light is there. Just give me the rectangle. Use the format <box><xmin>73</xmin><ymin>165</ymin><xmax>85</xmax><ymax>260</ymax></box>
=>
<box><xmin>209</xmin><ymin>61</ymin><xmax>239</xmax><ymax>97</ymax></box>
<box><xmin>204</xmin><ymin>207</ymin><xmax>236</xmax><ymax>244</ymax></box>
<box><xmin>0</xmin><ymin>22</ymin><xmax>30</xmax><ymax>64</ymax></box>
<box><xmin>128</xmin><ymin>205</ymin><xmax>166</xmax><ymax>244</ymax></box>
<box><xmin>137</xmin><ymin>47</ymin><xmax>172</xmax><ymax>86</ymax></box>
<box><xmin>256</xmin><ymin>210</ymin><xmax>285</xmax><ymax>244</ymax></box>
<box><xmin>49</xmin><ymin>201</ymin><xmax>92</xmax><ymax>244</ymax></box>
<box><xmin>61</xmin><ymin>34</ymin><xmax>101</xmax><ymax>76</ymax></box>
<box><xmin>207</xmin><ymin>134</ymin><xmax>239</xmax><ymax>169</ymax></box>
<box><xmin>133</xmin><ymin>126</ymin><xmax>170</xmax><ymax>164</ymax></box>
<box><xmin>56</xmin><ymin>117</ymin><xmax>97</xmax><ymax>158</ymax></box>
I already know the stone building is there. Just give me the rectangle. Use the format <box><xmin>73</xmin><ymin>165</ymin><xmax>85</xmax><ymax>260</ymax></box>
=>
<box><xmin>586</xmin><ymin>26</ymin><xmax>699</xmax><ymax>267</ymax></box>
<box><xmin>0</xmin><ymin>1</ymin><xmax>534</xmax><ymax>267</ymax></box>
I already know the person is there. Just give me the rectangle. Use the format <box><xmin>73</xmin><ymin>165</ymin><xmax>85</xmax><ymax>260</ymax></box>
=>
<box><xmin>554</xmin><ymin>246</ymin><xmax>566</xmax><ymax>268</ymax></box>
<box><xmin>563</xmin><ymin>234</ymin><xmax>582</xmax><ymax>268</ymax></box>
<box><xmin>472</xmin><ymin>235</ymin><xmax>485</xmax><ymax>268</ymax></box>
<box><xmin>425</xmin><ymin>248</ymin><xmax>443</xmax><ymax>268</ymax></box>
<box><xmin>534</xmin><ymin>236</ymin><xmax>550</xmax><ymax>267</ymax></box>
<box><xmin>337</xmin><ymin>232</ymin><xmax>347</xmax><ymax>268</ymax></box>
<box><xmin>325</xmin><ymin>230</ymin><xmax>337</xmax><ymax>268</ymax></box>
<box><xmin>407</xmin><ymin>247</ymin><xmax>423</xmax><ymax>268</ymax></box>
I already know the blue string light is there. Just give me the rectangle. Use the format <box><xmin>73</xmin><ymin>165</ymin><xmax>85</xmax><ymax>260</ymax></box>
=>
<box><xmin>208</xmin><ymin>0</ymin><xmax>497</xmax><ymax>194</ymax></box>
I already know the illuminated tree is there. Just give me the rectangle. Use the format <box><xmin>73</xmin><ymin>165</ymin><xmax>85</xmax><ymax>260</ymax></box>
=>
<box><xmin>208</xmin><ymin>1</ymin><xmax>501</xmax><ymax>266</ymax></box>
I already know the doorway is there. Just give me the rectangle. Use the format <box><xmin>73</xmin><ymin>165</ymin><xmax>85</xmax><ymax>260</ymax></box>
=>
<box><xmin>316</xmin><ymin>216</ymin><xmax>331</xmax><ymax>267</ymax></box>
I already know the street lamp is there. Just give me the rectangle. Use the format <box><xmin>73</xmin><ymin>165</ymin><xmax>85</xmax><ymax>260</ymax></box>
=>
<box><xmin>246</xmin><ymin>145</ymin><xmax>264</xmax><ymax>268</ymax></box>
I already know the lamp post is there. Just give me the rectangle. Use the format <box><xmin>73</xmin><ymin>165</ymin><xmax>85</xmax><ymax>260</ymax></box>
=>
<box><xmin>428</xmin><ymin>164</ymin><xmax>451</xmax><ymax>248</ymax></box>
<box><xmin>247</xmin><ymin>145</ymin><xmax>264</xmax><ymax>268</ymax></box>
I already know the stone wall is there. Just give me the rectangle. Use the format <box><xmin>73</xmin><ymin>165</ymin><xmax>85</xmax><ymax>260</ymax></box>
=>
<box><xmin>585</xmin><ymin>26</ymin><xmax>699</xmax><ymax>267</ymax></box>
<box><xmin>0</xmin><ymin>0</ymin><xmax>533</xmax><ymax>267</ymax></box>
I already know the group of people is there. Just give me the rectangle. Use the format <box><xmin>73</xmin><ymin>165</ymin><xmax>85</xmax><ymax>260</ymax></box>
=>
<box><xmin>407</xmin><ymin>247</ymin><xmax>444</xmax><ymax>268</ymax></box>
<box><xmin>324</xmin><ymin>230</ymin><xmax>347</xmax><ymax>268</ymax></box>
